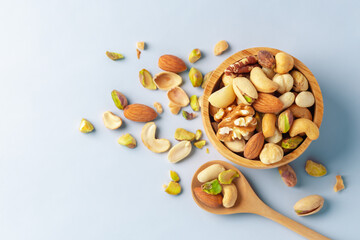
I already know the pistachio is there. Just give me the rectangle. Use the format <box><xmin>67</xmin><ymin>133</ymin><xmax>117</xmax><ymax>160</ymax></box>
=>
<box><xmin>278</xmin><ymin>109</ymin><xmax>294</xmax><ymax>133</ymax></box>
<box><xmin>167</xmin><ymin>141</ymin><xmax>192</xmax><ymax>163</ymax></box>
<box><xmin>202</xmin><ymin>71</ymin><xmax>213</xmax><ymax>88</ymax></box>
<box><xmin>139</xmin><ymin>69</ymin><xmax>156</xmax><ymax>90</ymax></box>
<box><xmin>189</xmin><ymin>48</ymin><xmax>201</xmax><ymax>63</ymax></box>
<box><xmin>218</xmin><ymin>169</ymin><xmax>239</xmax><ymax>184</ymax></box>
<box><xmin>182</xmin><ymin>110</ymin><xmax>197</xmax><ymax>120</ymax></box>
<box><xmin>111</xmin><ymin>90</ymin><xmax>128</xmax><ymax>110</ymax></box>
<box><xmin>167</xmin><ymin>87</ymin><xmax>189</xmax><ymax>107</ymax></box>
<box><xmin>164</xmin><ymin>181</ymin><xmax>181</xmax><ymax>195</ymax></box>
<box><xmin>79</xmin><ymin>118</ymin><xmax>94</xmax><ymax>133</ymax></box>
<box><xmin>197</xmin><ymin>164</ymin><xmax>225</xmax><ymax>183</ymax></box>
<box><xmin>206</xmin><ymin>148</ymin><xmax>210</xmax><ymax>154</ymax></box>
<box><xmin>189</xmin><ymin>67</ymin><xmax>203</xmax><ymax>87</ymax></box>
<box><xmin>195</xmin><ymin>129</ymin><xmax>202</xmax><ymax>140</ymax></box>
<box><xmin>282</xmin><ymin>136</ymin><xmax>303</xmax><ymax>149</ymax></box>
<box><xmin>334</xmin><ymin>175</ymin><xmax>345</xmax><ymax>192</ymax></box>
<box><xmin>278</xmin><ymin>164</ymin><xmax>297</xmax><ymax>187</ymax></box>
<box><xmin>232</xmin><ymin>77</ymin><xmax>258</xmax><ymax>105</ymax></box>
<box><xmin>117</xmin><ymin>133</ymin><xmax>137</xmax><ymax>148</ymax></box>
<box><xmin>295</xmin><ymin>91</ymin><xmax>315</xmax><ymax>108</ymax></box>
<box><xmin>224</xmin><ymin>139</ymin><xmax>246</xmax><ymax>153</ymax></box>
<box><xmin>136</xmin><ymin>41</ymin><xmax>145</xmax><ymax>50</ymax></box>
<box><xmin>174</xmin><ymin>128</ymin><xmax>196</xmax><ymax>141</ymax></box>
<box><xmin>259</xmin><ymin>143</ymin><xmax>284</xmax><ymax>164</ymax></box>
<box><xmin>293</xmin><ymin>195</ymin><xmax>324</xmax><ymax>216</ymax></box>
<box><xmin>290</xmin><ymin>70</ymin><xmax>309</xmax><ymax>92</ymax></box>
<box><xmin>106</xmin><ymin>51</ymin><xmax>124</xmax><ymax>60</ymax></box>
<box><xmin>102</xmin><ymin>111</ymin><xmax>122</xmax><ymax>129</ymax></box>
<box><xmin>169</xmin><ymin>170</ymin><xmax>180</xmax><ymax>182</ymax></box>
<box><xmin>194</xmin><ymin>140</ymin><xmax>206</xmax><ymax>149</ymax></box>
<box><xmin>214</xmin><ymin>40</ymin><xmax>229</xmax><ymax>56</ymax></box>
<box><xmin>305</xmin><ymin>160</ymin><xmax>327</xmax><ymax>177</ymax></box>
<box><xmin>201</xmin><ymin>179</ymin><xmax>222</xmax><ymax>195</ymax></box>
<box><xmin>168</xmin><ymin>102</ymin><xmax>181</xmax><ymax>115</ymax></box>
<box><xmin>154</xmin><ymin>72</ymin><xmax>182</xmax><ymax>91</ymax></box>
<box><xmin>153</xmin><ymin>102</ymin><xmax>163</xmax><ymax>114</ymax></box>
<box><xmin>190</xmin><ymin>95</ymin><xmax>200</xmax><ymax>112</ymax></box>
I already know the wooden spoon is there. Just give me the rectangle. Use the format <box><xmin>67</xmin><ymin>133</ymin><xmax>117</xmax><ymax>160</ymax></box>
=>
<box><xmin>191</xmin><ymin>160</ymin><xmax>330</xmax><ymax>240</ymax></box>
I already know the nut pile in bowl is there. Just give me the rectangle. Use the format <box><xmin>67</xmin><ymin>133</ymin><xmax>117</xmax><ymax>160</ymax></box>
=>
<box><xmin>204</xmin><ymin>48</ymin><xmax>323</xmax><ymax>168</ymax></box>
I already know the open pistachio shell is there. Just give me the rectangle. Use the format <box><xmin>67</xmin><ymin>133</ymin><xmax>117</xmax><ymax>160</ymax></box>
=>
<box><xmin>294</xmin><ymin>195</ymin><xmax>324</xmax><ymax>216</ymax></box>
<box><xmin>153</xmin><ymin>71</ymin><xmax>182</xmax><ymax>90</ymax></box>
<box><xmin>167</xmin><ymin>87</ymin><xmax>190</xmax><ymax>107</ymax></box>
<box><xmin>233</xmin><ymin>77</ymin><xmax>258</xmax><ymax>105</ymax></box>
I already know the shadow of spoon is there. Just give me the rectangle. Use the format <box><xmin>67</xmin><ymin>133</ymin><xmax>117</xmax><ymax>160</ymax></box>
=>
<box><xmin>191</xmin><ymin>160</ymin><xmax>330</xmax><ymax>240</ymax></box>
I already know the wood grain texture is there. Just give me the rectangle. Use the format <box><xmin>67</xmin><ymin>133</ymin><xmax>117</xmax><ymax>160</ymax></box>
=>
<box><xmin>191</xmin><ymin>160</ymin><xmax>330</xmax><ymax>240</ymax></box>
<box><xmin>201</xmin><ymin>47</ymin><xmax>324</xmax><ymax>169</ymax></box>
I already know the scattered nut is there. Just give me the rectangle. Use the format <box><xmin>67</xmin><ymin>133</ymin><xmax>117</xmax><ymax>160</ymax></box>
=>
<box><xmin>167</xmin><ymin>87</ymin><xmax>190</xmax><ymax>107</ymax></box>
<box><xmin>257</xmin><ymin>50</ymin><xmax>275</xmax><ymax>69</ymax></box>
<box><xmin>334</xmin><ymin>175</ymin><xmax>345</xmax><ymax>192</ymax></box>
<box><xmin>259</xmin><ymin>143</ymin><xmax>284</xmax><ymax>164</ymax></box>
<box><xmin>224</xmin><ymin>139</ymin><xmax>246</xmax><ymax>153</ymax></box>
<box><xmin>141</xmin><ymin>122</ymin><xmax>171</xmax><ymax>153</ymax></box>
<box><xmin>295</xmin><ymin>91</ymin><xmax>315</xmax><ymax>108</ymax></box>
<box><xmin>281</xmin><ymin>136</ymin><xmax>303</xmax><ymax>149</ymax></box>
<box><xmin>218</xmin><ymin>169</ymin><xmax>239</xmax><ymax>184</ymax></box>
<box><xmin>202</xmin><ymin>71</ymin><xmax>213</xmax><ymax>89</ymax></box>
<box><xmin>170</xmin><ymin>170</ymin><xmax>180</xmax><ymax>182</ymax></box>
<box><xmin>158</xmin><ymin>54</ymin><xmax>187</xmax><ymax>73</ymax></box>
<box><xmin>250</xmin><ymin>67</ymin><xmax>279</xmax><ymax>93</ymax></box>
<box><xmin>194</xmin><ymin>187</ymin><xmax>223</xmax><ymax>208</ymax></box>
<box><xmin>153</xmin><ymin>71</ymin><xmax>182</xmax><ymax>90</ymax></box>
<box><xmin>305</xmin><ymin>160</ymin><xmax>327</xmax><ymax>177</ymax></box>
<box><xmin>274</xmin><ymin>52</ymin><xmax>294</xmax><ymax>74</ymax></box>
<box><xmin>289</xmin><ymin>118</ymin><xmax>319</xmax><ymax>140</ymax></box>
<box><xmin>265</xmin><ymin>128</ymin><xmax>283</xmax><ymax>144</ymax></box>
<box><xmin>278</xmin><ymin>164</ymin><xmax>297</xmax><ymax>187</ymax></box>
<box><xmin>117</xmin><ymin>133</ymin><xmax>137</xmax><ymax>148</ymax></box>
<box><xmin>136</xmin><ymin>49</ymin><xmax>141</xmax><ymax>59</ymax></box>
<box><xmin>197</xmin><ymin>164</ymin><xmax>225</xmax><ymax>183</ymax></box>
<box><xmin>103</xmin><ymin>111</ymin><xmax>122</xmax><ymax>129</ymax></box>
<box><xmin>222</xmin><ymin>184</ymin><xmax>238</xmax><ymax>208</ymax></box>
<box><xmin>262</xmin><ymin>113</ymin><xmax>277</xmax><ymax>138</ymax></box>
<box><xmin>202</xmin><ymin>179</ymin><xmax>222</xmax><ymax>195</ymax></box>
<box><xmin>182</xmin><ymin>110</ymin><xmax>197</xmax><ymax>120</ymax></box>
<box><xmin>272</xmin><ymin>73</ymin><xmax>294</xmax><ymax>94</ymax></box>
<box><xmin>289</xmin><ymin>104</ymin><xmax>313</xmax><ymax>121</ymax></box>
<box><xmin>194</xmin><ymin>140</ymin><xmax>206</xmax><ymax>149</ymax></box>
<box><xmin>291</xmin><ymin>70</ymin><xmax>309</xmax><ymax>92</ymax></box>
<box><xmin>174</xmin><ymin>128</ymin><xmax>196</xmax><ymax>141</ymax></box>
<box><xmin>278</xmin><ymin>109</ymin><xmax>294</xmax><ymax>133</ymax></box>
<box><xmin>294</xmin><ymin>195</ymin><xmax>324</xmax><ymax>216</ymax></box>
<box><xmin>190</xmin><ymin>95</ymin><xmax>200</xmax><ymax>112</ymax></box>
<box><xmin>79</xmin><ymin>118</ymin><xmax>94</xmax><ymax>133</ymax></box>
<box><xmin>189</xmin><ymin>67</ymin><xmax>203</xmax><ymax>87</ymax></box>
<box><xmin>189</xmin><ymin>48</ymin><xmax>201</xmax><ymax>63</ymax></box>
<box><xmin>136</xmin><ymin>41</ymin><xmax>145</xmax><ymax>50</ymax></box>
<box><xmin>214</xmin><ymin>40</ymin><xmax>229</xmax><ymax>56</ymax></box>
<box><xmin>206</xmin><ymin>148</ymin><xmax>210</xmax><ymax>154</ymax></box>
<box><xmin>106</xmin><ymin>51</ymin><xmax>124</xmax><ymax>60</ymax></box>
<box><xmin>168</xmin><ymin>102</ymin><xmax>181</xmax><ymax>115</ymax></box>
<box><xmin>111</xmin><ymin>90</ymin><xmax>128</xmax><ymax>110</ymax></box>
<box><xmin>164</xmin><ymin>181</ymin><xmax>181</xmax><ymax>195</ymax></box>
<box><xmin>167</xmin><ymin>141</ymin><xmax>192</xmax><ymax>163</ymax></box>
<box><xmin>153</xmin><ymin>102</ymin><xmax>163</xmax><ymax>114</ymax></box>
<box><xmin>139</xmin><ymin>69</ymin><xmax>157</xmax><ymax>90</ymax></box>
<box><xmin>195</xmin><ymin>129</ymin><xmax>202</xmax><ymax>140</ymax></box>
<box><xmin>124</xmin><ymin>104</ymin><xmax>157</xmax><ymax>122</ymax></box>
<box><xmin>208</xmin><ymin>84</ymin><xmax>236</xmax><ymax>108</ymax></box>
<box><xmin>244</xmin><ymin>132</ymin><xmax>265</xmax><ymax>159</ymax></box>
<box><xmin>198</xmin><ymin>95</ymin><xmax>204</xmax><ymax>108</ymax></box>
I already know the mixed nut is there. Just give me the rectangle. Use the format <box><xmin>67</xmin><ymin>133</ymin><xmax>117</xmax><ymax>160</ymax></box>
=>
<box><xmin>208</xmin><ymin>50</ymin><xmax>320</xmax><ymax>165</ymax></box>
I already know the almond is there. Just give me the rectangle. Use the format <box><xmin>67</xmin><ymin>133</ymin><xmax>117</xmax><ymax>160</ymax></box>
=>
<box><xmin>252</xmin><ymin>93</ymin><xmax>284</xmax><ymax>113</ymax></box>
<box><xmin>244</xmin><ymin>132</ymin><xmax>265</xmax><ymax>159</ymax></box>
<box><xmin>194</xmin><ymin>187</ymin><xmax>223</xmax><ymax>208</ymax></box>
<box><xmin>124</xmin><ymin>104</ymin><xmax>157</xmax><ymax>122</ymax></box>
<box><xmin>158</xmin><ymin>55</ymin><xmax>187</xmax><ymax>73</ymax></box>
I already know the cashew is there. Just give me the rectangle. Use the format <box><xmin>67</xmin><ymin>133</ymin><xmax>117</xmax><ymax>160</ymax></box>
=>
<box><xmin>224</xmin><ymin>139</ymin><xmax>246</xmax><ymax>153</ymax></box>
<box><xmin>289</xmin><ymin>118</ymin><xmax>319</xmax><ymax>140</ymax></box>
<box><xmin>141</xmin><ymin>122</ymin><xmax>171</xmax><ymax>153</ymax></box>
<box><xmin>102</xmin><ymin>111</ymin><xmax>122</xmax><ymax>129</ymax></box>
<box><xmin>167</xmin><ymin>141</ymin><xmax>192</xmax><ymax>163</ymax></box>
<box><xmin>222</xmin><ymin>184</ymin><xmax>238</xmax><ymax>208</ymax></box>
<box><xmin>250</xmin><ymin>67</ymin><xmax>279</xmax><ymax>93</ymax></box>
<box><xmin>262</xmin><ymin>113</ymin><xmax>277</xmax><ymax>138</ymax></box>
<box><xmin>197</xmin><ymin>164</ymin><xmax>225</xmax><ymax>183</ymax></box>
<box><xmin>208</xmin><ymin>84</ymin><xmax>236</xmax><ymax>108</ymax></box>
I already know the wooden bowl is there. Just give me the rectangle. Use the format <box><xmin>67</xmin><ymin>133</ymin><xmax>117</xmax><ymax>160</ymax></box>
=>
<box><xmin>201</xmin><ymin>47</ymin><xmax>324</xmax><ymax>169</ymax></box>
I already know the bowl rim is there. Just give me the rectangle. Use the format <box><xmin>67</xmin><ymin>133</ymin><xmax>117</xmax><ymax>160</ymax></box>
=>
<box><xmin>201</xmin><ymin>47</ymin><xmax>324</xmax><ymax>169</ymax></box>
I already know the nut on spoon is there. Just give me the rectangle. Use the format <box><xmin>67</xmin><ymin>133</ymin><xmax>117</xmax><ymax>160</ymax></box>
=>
<box><xmin>191</xmin><ymin>160</ymin><xmax>330</xmax><ymax>240</ymax></box>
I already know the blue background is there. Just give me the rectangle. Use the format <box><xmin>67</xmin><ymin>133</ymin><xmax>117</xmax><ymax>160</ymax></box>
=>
<box><xmin>0</xmin><ymin>0</ymin><xmax>359</xmax><ymax>239</ymax></box>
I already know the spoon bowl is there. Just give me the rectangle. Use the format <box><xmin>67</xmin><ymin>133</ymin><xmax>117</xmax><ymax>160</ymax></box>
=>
<box><xmin>191</xmin><ymin>160</ymin><xmax>330</xmax><ymax>240</ymax></box>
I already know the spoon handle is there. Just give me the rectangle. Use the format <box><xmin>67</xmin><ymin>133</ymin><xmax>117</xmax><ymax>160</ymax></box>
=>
<box><xmin>254</xmin><ymin>204</ymin><xmax>330</xmax><ymax>240</ymax></box>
